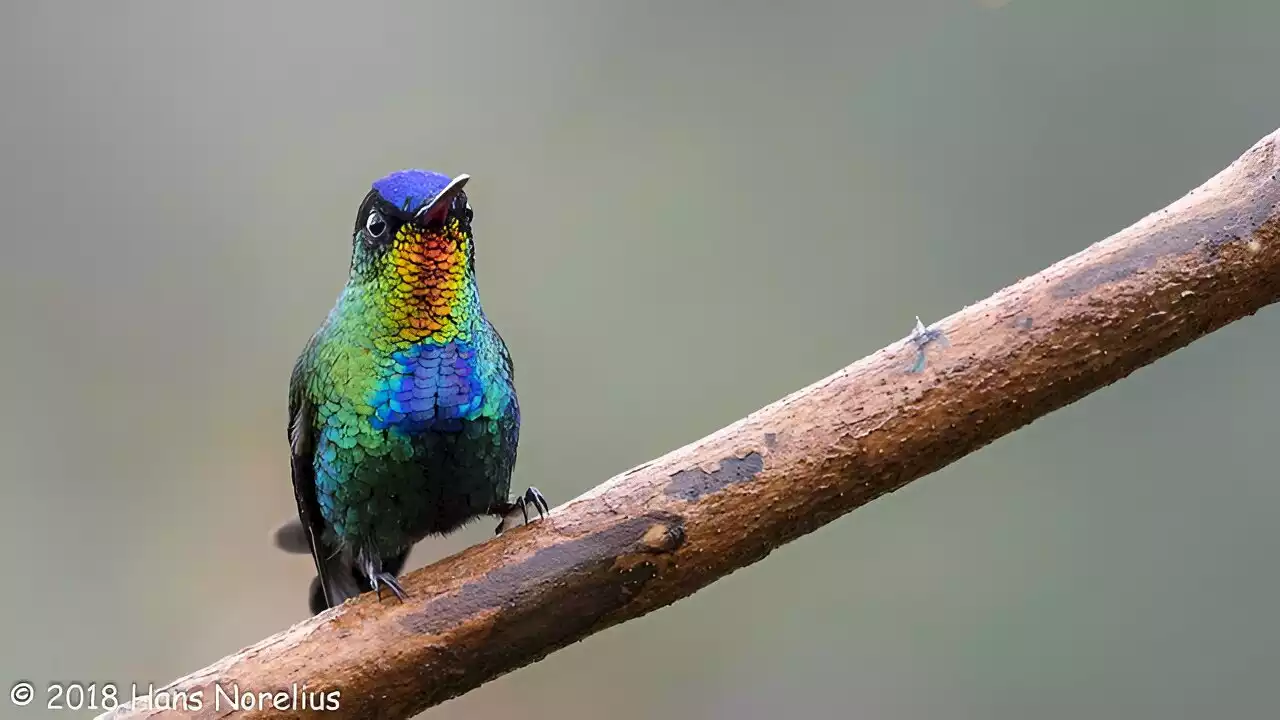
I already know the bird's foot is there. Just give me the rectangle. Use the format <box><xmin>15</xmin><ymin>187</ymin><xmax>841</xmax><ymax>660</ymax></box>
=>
<box><xmin>493</xmin><ymin>486</ymin><xmax>550</xmax><ymax>535</ymax></box>
<box><xmin>371</xmin><ymin>572</ymin><xmax>407</xmax><ymax>604</ymax></box>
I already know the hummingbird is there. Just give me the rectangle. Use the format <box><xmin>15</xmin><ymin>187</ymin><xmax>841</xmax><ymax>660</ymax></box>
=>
<box><xmin>277</xmin><ymin>170</ymin><xmax>547</xmax><ymax>615</ymax></box>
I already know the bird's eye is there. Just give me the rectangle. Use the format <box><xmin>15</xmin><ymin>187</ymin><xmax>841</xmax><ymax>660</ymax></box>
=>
<box><xmin>365</xmin><ymin>211</ymin><xmax>387</xmax><ymax>238</ymax></box>
<box><xmin>462</xmin><ymin>200</ymin><xmax>474</xmax><ymax>222</ymax></box>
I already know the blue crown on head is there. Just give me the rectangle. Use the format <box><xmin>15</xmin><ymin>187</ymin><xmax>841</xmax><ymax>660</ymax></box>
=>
<box><xmin>372</xmin><ymin>170</ymin><xmax>455</xmax><ymax>215</ymax></box>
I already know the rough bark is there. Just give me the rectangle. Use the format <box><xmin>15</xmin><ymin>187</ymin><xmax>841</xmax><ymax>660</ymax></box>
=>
<box><xmin>102</xmin><ymin>129</ymin><xmax>1280</xmax><ymax>720</ymax></box>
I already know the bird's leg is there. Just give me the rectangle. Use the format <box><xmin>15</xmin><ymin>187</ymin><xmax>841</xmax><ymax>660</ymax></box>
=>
<box><xmin>360</xmin><ymin>551</ymin><xmax>408</xmax><ymax>604</ymax></box>
<box><xmin>492</xmin><ymin>486</ymin><xmax>551</xmax><ymax>535</ymax></box>
<box><xmin>372</xmin><ymin>572</ymin><xmax>407</xmax><ymax>603</ymax></box>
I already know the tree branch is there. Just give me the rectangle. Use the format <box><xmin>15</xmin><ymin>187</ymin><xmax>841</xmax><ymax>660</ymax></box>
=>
<box><xmin>103</xmin><ymin>129</ymin><xmax>1280</xmax><ymax>720</ymax></box>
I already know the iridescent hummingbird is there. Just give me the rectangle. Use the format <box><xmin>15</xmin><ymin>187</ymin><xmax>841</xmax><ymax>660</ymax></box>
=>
<box><xmin>275</xmin><ymin>170</ymin><xmax>546</xmax><ymax>614</ymax></box>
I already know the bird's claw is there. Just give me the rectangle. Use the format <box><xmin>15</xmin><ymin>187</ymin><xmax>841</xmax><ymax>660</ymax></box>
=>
<box><xmin>371</xmin><ymin>572</ymin><xmax>407</xmax><ymax>603</ymax></box>
<box><xmin>494</xmin><ymin>486</ymin><xmax>550</xmax><ymax>534</ymax></box>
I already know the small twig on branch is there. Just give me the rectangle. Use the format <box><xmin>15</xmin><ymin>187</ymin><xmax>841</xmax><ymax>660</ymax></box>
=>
<box><xmin>103</xmin><ymin>130</ymin><xmax>1280</xmax><ymax>720</ymax></box>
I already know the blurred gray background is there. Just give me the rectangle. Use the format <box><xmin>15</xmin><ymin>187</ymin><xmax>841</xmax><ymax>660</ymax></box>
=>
<box><xmin>2</xmin><ymin>1</ymin><xmax>1278</xmax><ymax>718</ymax></box>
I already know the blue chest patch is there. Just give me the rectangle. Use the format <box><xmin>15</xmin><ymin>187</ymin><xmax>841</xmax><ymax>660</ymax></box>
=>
<box><xmin>372</xmin><ymin>169</ymin><xmax>454</xmax><ymax>215</ymax></box>
<box><xmin>368</xmin><ymin>341</ymin><xmax>485</xmax><ymax>434</ymax></box>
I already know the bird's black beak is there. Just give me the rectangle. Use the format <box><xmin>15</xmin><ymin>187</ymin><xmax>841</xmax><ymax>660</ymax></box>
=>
<box><xmin>414</xmin><ymin>174</ymin><xmax>470</xmax><ymax>226</ymax></box>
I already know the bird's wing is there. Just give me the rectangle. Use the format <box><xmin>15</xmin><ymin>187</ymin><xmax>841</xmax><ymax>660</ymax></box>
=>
<box><xmin>288</xmin><ymin>351</ymin><xmax>354</xmax><ymax>611</ymax></box>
